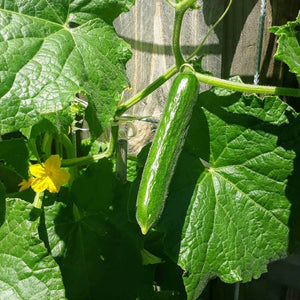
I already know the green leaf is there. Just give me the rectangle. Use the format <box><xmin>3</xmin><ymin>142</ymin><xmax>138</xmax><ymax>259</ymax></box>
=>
<box><xmin>43</xmin><ymin>160</ymin><xmax>154</xmax><ymax>299</ymax></box>
<box><xmin>0</xmin><ymin>138</ymin><xmax>29</xmax><ymax>178</ymax></box>
<box><xmin>0</xmin><ymin>165</ymin><xmax>22</xmax><ymax>194</ymax></box>
<box><xmin>159</xmin><ymin>91</ymin><xmax>297</xmax><ymax>300</ymax></box>
<box><xmin>270</xmin><ymin>11</ymin><xmax>300</xmax><ymax>84</ymax></box>
<box><xmin>0</xmin><ymin>182</ymin><xmax>5</xmax><ymax>227</ymax></box>
<box><xmin>141</xmin><ymin>249</ymin><xmax>164</xmax><ymax>265</ymax></box>
<box><xmin>0</xmin><ymin>0</ymin><xmax>70</xmax><ymax>24</ymax></box>
<box><xmin>69</xmin><ymin>0</ymin><xmax>135</xmax><ymax>24</ymax></box>
<box><xmin>71</xmin><ymin>159</ymin><xmax>114</xmax><ymax>213</ymax></box>
<box><xmin>276</xmin><ymin>114</ymin><xmax>300</xmax><ymax>253</ymax></box>
<box><xmin>80</xmin><ymin>138</ymin><xmax>107</xmax><ymax>156</ymax></box>
<box><xmin>0</xmin><ymin>198</ymin><xmax>65</xmax><ymax>299</ymax></box>
<box><xmin>224</xmin><ymin>94</ymin><xmax>297</xmax><ymax>125</ymax></box>
<box><xmin>21</xmin><ymin>119</ymin><xmax>58</xmax><ymax>140</ymax></box>
<box><xmin>0</xmin><ymin>1</ymin><xmax>132</xmax><ymax>138</ymax></box>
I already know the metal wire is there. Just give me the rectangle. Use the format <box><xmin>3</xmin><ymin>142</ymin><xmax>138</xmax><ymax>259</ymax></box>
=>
<box><xmin>234</xmin><ymin>2</ymin><xmax>267</xmax><ymax>299</ymax></box>
<box><xmin>254</xmin><ymin>0</ymin><xmax>267</xmax><ymax>85</ymax></box>
<box><xmin>234</xmin><ymin>282</ymin><xmax>240</xmax><ymax>300</ymax></box>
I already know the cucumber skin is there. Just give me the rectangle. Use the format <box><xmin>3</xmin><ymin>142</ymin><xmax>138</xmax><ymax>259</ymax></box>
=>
<box><xmin>136</xmin><ymin>73</ymin><xmax>199</xmax><ymax>234</ymax></box>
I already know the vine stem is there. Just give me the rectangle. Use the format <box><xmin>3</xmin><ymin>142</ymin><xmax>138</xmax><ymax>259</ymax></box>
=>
<box><xmin>33</xmin><ymin>192</ymin><xmax>44</xmax><ymax>209</ymax></box>
<box><xmin>60</xmin><ymin>133</ymin><xmax>77</xmax><ymax>185</ymax></box>
<box><xmin>61</xmin><ymin>152</ymin><xmax>107</xmax><ymax>167</ymax></box>
<box><xmin>42</xmin><ymin>132</ymin><xmax>53</xmax><ymax>159</ymax></box>
<box><xmin>173</xmin><ymin>9</ymin><xmax>186</xmax><ymax>68</ymax></box>
<box><xmin>165</xmin><ymin>0</ymin><xmax>176</xmax><ymax>8</ymax></box>
<box><xmin>174</xmin><ymin>0</ymin><xmax>197</xmax><ymax>11</ymax></box>
<box><xmin>60</xmin><ymin>133</ymin><xmax>75</xmax><ymax>158</ymax></box>
<box><xmin>118</xmin><ymin>65</ymin><xmax>300</xmax><ymax>117</ymax></box>
<box><xmin>116</xmin><ymin>66</ymin><xmax>177</xmax><ymax>116</ymax></box>
<box><xmin>61</xmin><ymin>125</ymin><xmax>119</xmax><ymax>167</ymax></box>
<box><xmin>187</xmin><ymin>0</ymin><xmax>233</xmax><ymax>60</ymax></box>
<box><xmin>195</xmin><ymin>72</ymin><xmax>300</xmax><ymax>97</ymax></box>
<box><xmin>28</xmin><ymin>139</ymin><xmax>42</xmax><ymax>164</ymax></box>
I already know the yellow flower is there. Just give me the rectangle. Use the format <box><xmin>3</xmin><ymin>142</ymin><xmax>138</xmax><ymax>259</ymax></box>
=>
<box><xmin>29</xmin><ymin>155</ymin><xmax>70</xmax><ymax>193</ymax></box>
<box><xmin>18</xmin><ymin>178</ymin><xmax>34</xmax><ymax>192</ymax></box>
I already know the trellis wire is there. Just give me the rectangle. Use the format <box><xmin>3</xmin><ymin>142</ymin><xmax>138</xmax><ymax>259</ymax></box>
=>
<box><xmin>234</xmin><ymin>282</ymin><xmax>240</xmax><ymax>300</ymax></box>
<box><xmin>234</xmin><ymin>1</ymin><xmax>267</xmax><ymax>299</ymax></box>
<box><xmin>254</xmin><ymin>0</ymin><xmax>267</xmax><ymax>85</ymax></box>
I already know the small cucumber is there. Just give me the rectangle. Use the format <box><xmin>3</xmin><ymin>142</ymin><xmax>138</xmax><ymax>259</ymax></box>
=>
<box><xmin>136</xmin><ymin>72</ymin><xmax>199</xmax><ymax>234</ymax></box>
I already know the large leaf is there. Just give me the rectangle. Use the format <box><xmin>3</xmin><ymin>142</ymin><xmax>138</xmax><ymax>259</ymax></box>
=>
<box><xmin>0</xmin><ymin>182</ymin><xmax>5</xmax><ymax>227</ymax></box>
<box><xmin>0</xmin><ymin>198</ymin><xmax>65</xmax><ymax>299</ymax></box>
<box><xmin>69</xmin><ymin>0</ymin><xmax>135</xmax><ymax>24</ymax></box>
<box><xmin>43</xmin><ymin>159</ymin><xmax>154</xmax><ymax>299</ymax></box>
<box><xmin>0</xmin><ymin>138</ymin><xmax>29</xmax><ymax>178</ymax></box>
<box><xmin>270</xmin><ymin>11</ymin><xmax>300</xmax><ymax>84</ymax></box>
<box><xmin>0</xmin><ymin>0</ymin><xmax>133</xmax><ymax>137</ymax></box>
<box><xmin>159</xmin><ymin>90</ymin><xmax>297</xmax><ymax>300</ymax></box>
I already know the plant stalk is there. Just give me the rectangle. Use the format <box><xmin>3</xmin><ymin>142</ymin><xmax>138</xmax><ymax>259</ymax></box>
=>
<box><xmin>61</xmin><ymin>125</ymin><xmax>119</xmax><ymax>167</ymax></box>
<box><xmin>173</xmin><ymin>9</ymin><xmax>186</xmax><ymax>68</ymax></box>
<box><xmin>195</xmin><ymin>72</ymin><xmax>300</xmax><ymax>97</ymax></box>
<box><xmin>61</xmin><ymin>152</ymin><xmax>108</xmax><ymax>167</ymax></box>
<box><xmin>116</xmin><ymin>66</ymin><xmax>177</xmax><ymax>115</ymax></box>
<box><xmin>174</xmin><ymin>0</ymin><xmax>197</xmax><ymax>11</ymax></box>
<box><xmin>42</xmin><ymin>132</ymin><xmax>53</xmax><ymax>159</ymax></box>
<box><xmin>60</xmin><ymin>133</ymin><xmax>75</xmax><ymax>159</ymax></box>
<box><xmin>165</xmin><ymin>0</ymin><xmax>177</xmax><ymax>8</ymax></box>
<box><xmin>33</xmin><ymin>192</ymin><xmax>44</xmax><ymax>209</ymax></box>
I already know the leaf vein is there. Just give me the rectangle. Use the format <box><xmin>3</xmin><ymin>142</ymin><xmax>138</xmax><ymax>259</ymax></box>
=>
<box><xmin>212</xmin><ymin>170</ymin><xmax>287</xmax><ymax>227</ymax></box>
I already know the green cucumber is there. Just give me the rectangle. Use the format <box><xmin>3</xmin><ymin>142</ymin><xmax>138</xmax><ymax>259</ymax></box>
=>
<box><xmin>136</xmin><ymin>72</ymin><xmax>199</xmax><ymax>234</ymax></box>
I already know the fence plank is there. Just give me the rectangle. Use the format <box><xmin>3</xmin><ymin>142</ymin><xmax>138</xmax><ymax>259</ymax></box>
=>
<box><xmin>114</xmin><ymin>0</ymin><xmax>299</xmax><ymax>153</ymax></box>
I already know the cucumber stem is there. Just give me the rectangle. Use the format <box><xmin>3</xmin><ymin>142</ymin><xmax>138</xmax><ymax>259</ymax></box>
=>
<box><xmin>61</xmin><ymin>125</ymin><xmax>119</xmax><ymax>167</ymax></box>
<box><xmin>60</xmin><ymin>133</ymin><xmax>75</xmax><ymax>159</ymax></box>
<box><xmin>116</xmin><ymin>66</ymin><xmax>177</xmax><ymax>116</ymax></box>
<box><xmin>165</xmin><ymin>0</ymin><xmax>177</xmax><ymax>8</ymax></box>
<box><xmin>117</xmin><ymin>64</ymin><xmax>300</xmax><ymax>118</ymax></box>
<box><xmin>42</xmin><ymin>132</ymin><xmax>53</xmax><ymax>159</ymax></box>
<box><xmin>174</xmin><ymin>0</ymin><xmax>197</xmax><ymax>11</ymax></box>
<box><xmin>33</xmin><ymin>192</ymin><xmax>44</xmax><ymax>209</ymax></box>
<box><xmin>28</xmin><ymin>138</ymin><xmax>42</xmax><ymax>164</ymax></box>
<box><xmin>173</xmin><ymin>9</ymin><xmax>186</xmax><ymax>68</ymax></box>
<box><xmin>195</xmin><ymin>72</ymin><xmax>300</xmax><ymax>97</ymax></box>
<box><xmin>61</xmin><ymin>152</ymin><xmax>107</xmax><ymax>167</ymax></box>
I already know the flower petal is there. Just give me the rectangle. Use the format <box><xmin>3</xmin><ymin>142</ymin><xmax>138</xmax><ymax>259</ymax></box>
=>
<box><xmin>29</xmin><ymin>164</ymin><xmax>46</xmax><ymax>178</ymax></box>
<box><xmin>52</xmin><ymin>169</ymin><xmax>70</xmax><ymax>186</ymax></box>
<box><xmin>44</xmin><ymin>155</ymin><xmax>61</xmax><ymax>170</ymax></box>
<box><xmin>31</xmin><ymin>177</ymin><xmax>49</xmax><ymax>193</ymax></box>
<box><xmin>18</xmin><ymin>178</ymin><xmax>33</xmax><ymax>192</ymax></box>
<box><xmin>47</xmin><ymin>178</ymin><xmax>60</xmax><ymax>193</ymax></box>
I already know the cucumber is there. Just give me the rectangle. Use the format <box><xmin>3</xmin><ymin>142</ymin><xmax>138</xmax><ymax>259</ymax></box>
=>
<box><xmin>136</xmin><ymin>72</ymin><xmax>199</xmax><ymax>234</ymax></box>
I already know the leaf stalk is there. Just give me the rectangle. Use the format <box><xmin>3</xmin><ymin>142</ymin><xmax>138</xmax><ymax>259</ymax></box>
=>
<box><xmin>116</xmin><ymin>66</ymin><xmax>177</xmax><ymax>115</ymax></box>
<box><xmin>195</xmin><ymin>72</ymin><xmax>300</xmax><ymax>97</ymax></box>
<box><xmin>61</xmin><ymin>125</ymin><xmax>119</xmax><ymax>167</ymax></box>
<box><xmin>33</xmin><ymin>192</ymin><xmax>44</xmax><ymax>209</ymax></box>
<box><xmin>173</xmin><ymin>9</ymin><xmax>186</xmax><ymax>68</ymax></box>
<box><xmin>174</xmin><ymin>0</ymin><xmax>197</xmax><ymax>11</ymax></box>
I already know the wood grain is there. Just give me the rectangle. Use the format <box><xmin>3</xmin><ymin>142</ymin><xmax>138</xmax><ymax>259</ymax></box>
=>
<box><xmin>113</xmin><ymin>0</ymin><xmax>300</xmax><ymax>153</ymax></box>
